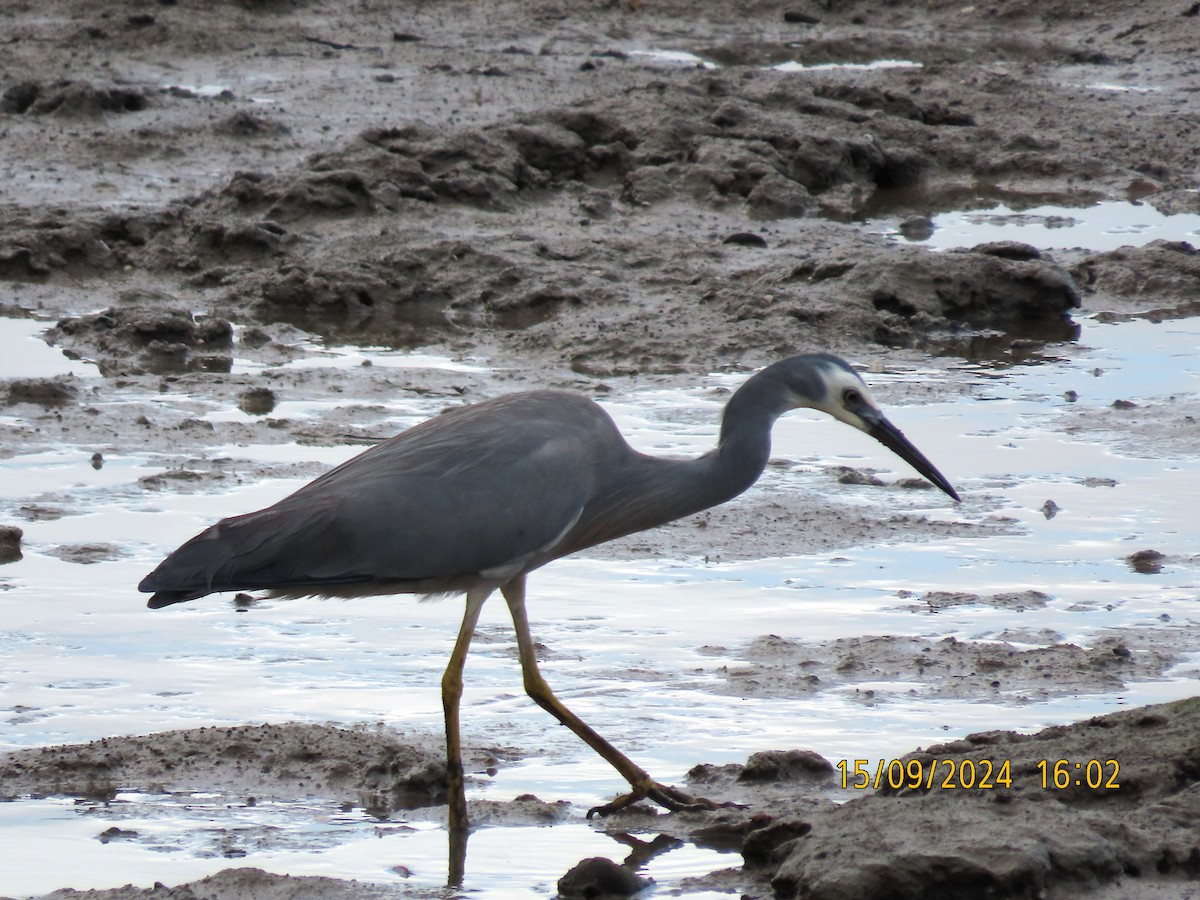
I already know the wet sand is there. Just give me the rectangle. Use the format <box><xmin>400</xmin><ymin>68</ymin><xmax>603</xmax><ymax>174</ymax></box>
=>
<box><xmin>2</xmin><ymin>0</ymin><xmax>1200</xmax><ymax>897</ymax></box>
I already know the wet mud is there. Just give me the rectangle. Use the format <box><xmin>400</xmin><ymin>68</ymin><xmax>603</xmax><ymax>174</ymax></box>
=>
<box><xmin>2</xmin><ymin>0</ymin><xmax>1200</xmax><ymax>897</ymax></box>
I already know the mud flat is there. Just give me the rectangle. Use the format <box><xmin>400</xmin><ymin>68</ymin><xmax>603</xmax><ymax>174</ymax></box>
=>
<box><xmin>2</xmin><ymin>0</ymin><xmax>1199</xmax><ymax>897</ymax></box>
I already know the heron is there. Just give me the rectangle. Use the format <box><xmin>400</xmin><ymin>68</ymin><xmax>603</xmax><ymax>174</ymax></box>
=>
<box><xmin>140</xmin><ymin>353</ymin><xmax>958</xmax><ymax>872</ymax></box>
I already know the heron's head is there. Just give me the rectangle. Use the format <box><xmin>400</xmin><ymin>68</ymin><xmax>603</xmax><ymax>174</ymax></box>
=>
<box><xmin>769</xmin><ymin>353</ymin><xmax>960</xmax><ymax>502</ymax></box>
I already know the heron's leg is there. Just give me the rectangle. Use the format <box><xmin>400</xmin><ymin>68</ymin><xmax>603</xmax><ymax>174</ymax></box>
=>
<box><xmin>442</xmin><ymin>585</ymin><xmax>489</xmax><ymax>886</ymax></box>
<box><xmin>501</xmin><ymin>577</ymin><xmax>721</xmax><ymax>817</ymax></box>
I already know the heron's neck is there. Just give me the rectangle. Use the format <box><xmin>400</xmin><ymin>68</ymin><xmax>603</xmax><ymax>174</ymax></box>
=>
<box><xmin>558</xmin><ymin>372</ymin><xmax>793</xmax><ymax>556</ymax></box>
<box><xmin>707</xmin><ymin>370</ymin><xmax>792</xmax><ymax>500</ymax></box>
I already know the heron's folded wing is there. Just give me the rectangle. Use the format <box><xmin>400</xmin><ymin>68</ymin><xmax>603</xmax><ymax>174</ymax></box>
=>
<box><xmin>140</xmin><ymin>411</ymin><xmax>599</xmax><ymax>599</ymax></box>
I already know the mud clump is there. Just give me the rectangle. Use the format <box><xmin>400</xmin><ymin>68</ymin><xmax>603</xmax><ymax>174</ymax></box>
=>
<box><xmin>719</xmin><ymin>630</ymin><xmax>1176</xmax><ymax>702</ymax></box>
<box><xmin>914</xmin><ymin>589</ymin><xmax>1051</xmax><ymax>611</ymax></box>
<box><xmin>737</xmin><ymin>749</ymin><xmax>834</xmax><ymax>784</ymax></box>
<box><xmin>1073</xmin><ymin>240</ymin><xmax>1200</xmax><ymax>320</ymax></box>
<box><xmin>1</xmin><ymin>80</ymin><xmax>148</xmax><ymax>116</ymax></box>
<box><xmin>45</xmin><ymin>543</ymin><xmax>125</xmax><ymax>565</ymax></box>
<box><xmin>0</xmin><ymin>723</ymin><xmax>446</xmax><ymax>812</ymax></box>
<box><xmin>4</xmin><ymin>377</ymin><xmax>77</xmax><ymax>407</ymax></box>
<box><xmin>0</xmin><ymin>218</ymin><xmax>119</xmax><ymax>279</ymax></box>
<box><xmin>48</xmin><ymin>302</ymin><xmax>233</xmax><ymax>376</ymax></box>
<box><xmin>558</xmin><ymin>857</ymin><xmax>649</xmax><ymax>898</ymax></box>
<box><xmin>854</xmin><ymin>243</ymin><xmax>1082</xmax><ymax>348</ymax></box>
<box><xmin>238</xmin><ymin>386</ymin><xmax>277</xmax><ymax>415</ymax></box>
<box><xmin>0</xmin><ymin>524</ymin><xmax>23</xmax><ymax>563</ymax></box>
<box><xmin>214</xmin><ymin>110</ymin><xmax>291</xmax><ymax>138</ymax></box>
<box><xmin>1127</xmin><ymin>548</ymin><xmax>1166</xmax><ymax>574</ymax></box>
<box><xmin>223</xmin><ymin>169</ymin><xmax>375</xmax><ymax>222</ymax></box>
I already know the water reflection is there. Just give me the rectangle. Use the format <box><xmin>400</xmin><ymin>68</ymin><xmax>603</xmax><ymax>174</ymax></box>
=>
<box><xmin>857</xmin><ymin>182</ymin><xmax>1101</xmax><ymax>221</ymax></box>
<box><xmin>928</xmin><ymin>317</ymin><xmax>1082</xmax><ymax>366</ymax></box>
<box><xmin>0</xmin><ymin>317</ymin><xmax>100</xmax><ymax>379</ymax></box>
<box><xmin>0</xmin><ymin>796</ymin><xmax>734</xmax><ymax>897</ymax></box>
<box><xmin>869</xmin><ymin>198</ymin><xmax>1200</xmax><ymax>252</ymax></box>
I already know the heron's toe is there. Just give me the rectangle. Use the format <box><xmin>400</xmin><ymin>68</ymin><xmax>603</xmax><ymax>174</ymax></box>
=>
<box><xmin>586</xmin><ymin>780</ymin><xmax>738</xmax><ymax>818</ymax></box>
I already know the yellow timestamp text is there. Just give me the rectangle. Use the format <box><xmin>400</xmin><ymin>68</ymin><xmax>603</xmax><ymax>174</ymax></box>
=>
<box><xmin>1036</xmin><ymin>758</ymin><xmax>1120</xmax><ymax>790</ymax></box>
<box><xmin>837</xmin><ymin>757</ymin><xmax>1120</xmax><ymax>791</ymax></box>
<box><xmin>839</xmin><ymin>757</ymin><xmax>1013</xmax><ymax>790</ymax></box>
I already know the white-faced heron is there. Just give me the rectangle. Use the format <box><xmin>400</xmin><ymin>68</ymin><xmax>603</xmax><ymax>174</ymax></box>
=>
<box><xmin>140</xmin><ymin>353</ymin><xmax>958</xmax><ymax>875</ymax></box>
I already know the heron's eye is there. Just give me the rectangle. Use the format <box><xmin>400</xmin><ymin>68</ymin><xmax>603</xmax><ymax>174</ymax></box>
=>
<box><xmin>843</xmin><ymin>388</ymin><xmax>862</xmax><ymax>406</ymax></box>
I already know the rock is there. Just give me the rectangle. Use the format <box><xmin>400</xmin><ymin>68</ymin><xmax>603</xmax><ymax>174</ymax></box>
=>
<box><xmin>1071</xmin><ymin>240</ymin><xmax>1200</xmax><ymax>318</ymax></box>
<box><xmin>971</xmin><ymin>241</ymin><xmax>1044</xmax><ymax>261</ymax></box>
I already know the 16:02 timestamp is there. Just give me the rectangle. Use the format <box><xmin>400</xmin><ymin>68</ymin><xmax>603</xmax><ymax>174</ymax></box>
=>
<box><xmin>1037</xmin><ymin>758</ymin><xmax>1120</xmax><ymax>790</ymax></box>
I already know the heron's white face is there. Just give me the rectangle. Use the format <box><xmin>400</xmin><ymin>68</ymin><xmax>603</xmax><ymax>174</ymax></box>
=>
<box><xmin>810</xmin><ymin>364</ymin><xmax>881</xmax><ymax>433</ymax></box>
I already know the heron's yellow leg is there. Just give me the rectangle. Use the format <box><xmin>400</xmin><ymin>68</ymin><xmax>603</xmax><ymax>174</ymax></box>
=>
<box><xmin>442</xmin><ymin>586</ymin><xmax>489</xmax><ymax>885</ymax></box>
<box><xmin>500</xmin><ymin>577</ymin><xmax>721</xmax><ymax>817</ymax></box>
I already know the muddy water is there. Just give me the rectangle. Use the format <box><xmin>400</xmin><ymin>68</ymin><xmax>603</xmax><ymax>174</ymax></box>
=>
<box><xmin>2</xmin><ymin>308</ymin><xmax>1199</xmax><ymax>894</ymax></box>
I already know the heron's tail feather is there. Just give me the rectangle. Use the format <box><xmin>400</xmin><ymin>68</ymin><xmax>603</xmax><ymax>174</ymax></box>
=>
<box><xmin>145</xmin><ymin>588</ymin><xmax>208</xmax><ymax>609</ymax></box>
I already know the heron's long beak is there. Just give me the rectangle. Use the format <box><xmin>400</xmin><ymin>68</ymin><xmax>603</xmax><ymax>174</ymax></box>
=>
<box><xmin>865</xmin><ymin>413</ymin><xmax>960</xmax><ymax>502</ymax></box>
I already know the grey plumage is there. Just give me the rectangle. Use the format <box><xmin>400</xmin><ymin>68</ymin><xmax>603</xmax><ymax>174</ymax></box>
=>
<box><xmin>140</xmin><ymin>352</ymin><xmax>959</xmax><ymax>862</ymax></box>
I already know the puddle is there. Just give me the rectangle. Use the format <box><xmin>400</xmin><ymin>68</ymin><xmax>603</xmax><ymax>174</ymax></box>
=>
<box><xmin>772</xmin><ymin>59</ymin><xmax>921</xmax><ymax>73</ymax></box>
<box><xmin>872</xmin><ymin>200</ymin><xmax>1200</xmax><ymax>251</ymax></box>
<box><xmin>629</xmin><ymin>49</ymin><xmax>718</xmax><ymax>69</ymax></box>
<box><xmin>161</xmin><ymin>73</ymin><xmax>282</xmax><ymax>105</ymax></box>
<box><xmin>162</xmin><ymin>83</ymin><xmax>235</xmax><ymax>98</ymax></box>
<box><xmin>0</xmin><ymin>318</ymin><xmax>100</xmax><ymax>379</ymax></box>
<box><xmin>1084</xmin><ymin>82</ymin><xmax>1161</xmax><ymax>94</ymax></box>
<box><xmin>630</xmin><ymin>49</ymin><xmax>922</xmax><ymax>74</ymax></box>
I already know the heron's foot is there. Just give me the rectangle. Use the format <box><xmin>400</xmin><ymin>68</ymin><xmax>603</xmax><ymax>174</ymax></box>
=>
<box><xmin>586</xmin><ymin>780</ymin><xmax>736</xmax><ymax>818</ymax></box>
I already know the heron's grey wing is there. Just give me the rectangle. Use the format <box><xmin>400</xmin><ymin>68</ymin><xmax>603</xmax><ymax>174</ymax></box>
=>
<box><xmin>140</xmin><ymin>392</ymin><xmax>612</xmax><ymax>604</ymax></box>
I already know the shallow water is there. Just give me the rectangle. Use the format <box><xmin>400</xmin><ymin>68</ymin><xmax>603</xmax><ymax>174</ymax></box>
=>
<box><xmin>2</xmin><ymin>315</ymin><xmax>1200</xmax><ymax>895</ymax></box>
<box><xmin>873</xmin><ymin>199</ymin><xmax>1200</xmax><ymax>251</ymax></box>
<box><xmin>0</xmin><ymin>318</ymin><xmax>98</xmax><ymax>380</ymax></box>
<box><xmin>772</xmin><ymin>59</ymin><xmax>921</xmax><ymax>73</ymax></box>
<box><xmin>631</xmin><ymin>48</ymin><xmax>921</xmax><ymax>74</ymax></box>
<box><xmin>0</xmin><ymin>797</ymin><xmax>732</xmax><ymax>899</ymax></box>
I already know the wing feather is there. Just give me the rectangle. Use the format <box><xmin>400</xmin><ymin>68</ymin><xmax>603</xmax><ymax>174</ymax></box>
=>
<box><xmin>141</xmin><ymin>391</ymin><xmax>620</xmax><ymax>603</ymax></box>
